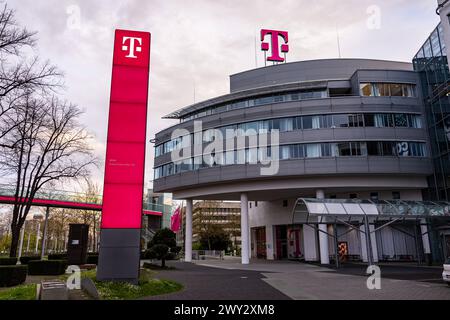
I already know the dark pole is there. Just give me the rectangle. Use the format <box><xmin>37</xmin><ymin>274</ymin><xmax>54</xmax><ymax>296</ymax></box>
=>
<box><xmin>414</xmin><ymin>221</ymin><xmax>421</xmax><ymax>266</ymax></box>
<box><xmin>333</xmin><ymin>223</ymin><xmax>339</xmax><ymax>269</ymax></box>
<box><xmin>363</xmin><ymin>215</ymin><xmax>374</xmax><ymax>266</ymax></box>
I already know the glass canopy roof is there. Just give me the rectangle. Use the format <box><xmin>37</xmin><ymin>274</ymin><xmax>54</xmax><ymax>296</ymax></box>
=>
<box><xmin>293</xmin><ymin>198</ymin><xmax>450</xmax><ymax>218</ymax></box>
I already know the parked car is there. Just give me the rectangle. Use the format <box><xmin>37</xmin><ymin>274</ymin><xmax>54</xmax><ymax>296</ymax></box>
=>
<box><xmin>443</xmin><ymin>258</ymin><xmax>450</xmax><ymax>286</ymax></box>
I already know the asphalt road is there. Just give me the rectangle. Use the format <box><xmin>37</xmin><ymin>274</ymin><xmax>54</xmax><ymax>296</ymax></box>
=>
<box><xmin>142</xmin><ymin>261</ymin><xmax>291</xmax><ymax>300</ymax></box>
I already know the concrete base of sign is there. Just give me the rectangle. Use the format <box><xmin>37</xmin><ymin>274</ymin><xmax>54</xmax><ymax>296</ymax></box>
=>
<box><xmin>39</xmin><ymin>280</ymin><xmax>68</xmax><ymax>300</ymax></box>
<box><xmin>97</xmin><ymin>228</ymin><xmax>141</xmax><ymax>284</ymax></box>
<box><xmin>81</xmin><ymin>278</ymin><xmax>100</xmax><ymax>299</ymax></box>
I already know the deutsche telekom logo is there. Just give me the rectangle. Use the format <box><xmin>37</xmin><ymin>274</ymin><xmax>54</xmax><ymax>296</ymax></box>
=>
<box><xmin>122</xmin><ymin>36</ymin><xmax>142</xmax><ymax>58</ymax></box>
<box><xmin>260</xmin><ymin>29</ymin><xmax>289</xmax><ymax>62</ymax></box>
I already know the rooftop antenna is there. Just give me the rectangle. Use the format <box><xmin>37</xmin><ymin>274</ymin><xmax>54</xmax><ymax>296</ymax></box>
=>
<box><xmin>336</xmin><ymin>24</ymin><xmax>342</xmax><ymax>58</ymax></box>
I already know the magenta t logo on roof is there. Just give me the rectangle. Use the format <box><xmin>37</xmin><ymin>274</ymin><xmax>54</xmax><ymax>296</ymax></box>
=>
<box><xmin>260</xmin><ymin>29</ymin><xmax>289</xmax><ymax>62</ymax></box>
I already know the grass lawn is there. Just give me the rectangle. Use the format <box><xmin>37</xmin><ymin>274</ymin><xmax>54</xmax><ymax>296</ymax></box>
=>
<box><xmin>83</xmin><ymin>268</ymin><xmax>182</xmax><ymax>300</ymax></box>
<box><xmin>0</xmin><ymin>267</ymin><xmax>182</xmax><ymax>300</ymax></box>
<box><xmin>0</xmin><ymin>284</ymin><xmax>36</xmax><ymax>300</ymax></box>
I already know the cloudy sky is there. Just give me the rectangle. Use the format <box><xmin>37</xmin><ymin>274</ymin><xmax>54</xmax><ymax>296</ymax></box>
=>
<box><xmin>8</xmin><ymin>0</ymin><xmax>439</xmax><ymax>192</ymax></box>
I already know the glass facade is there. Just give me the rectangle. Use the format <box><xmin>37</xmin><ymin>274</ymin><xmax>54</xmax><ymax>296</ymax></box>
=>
<box><xmin>360</xmin><ymin>83</ymin><xmax>416</xmax><ymax>97</ymax></box>
<box><xmin>155</xmin><ymin>113</ymin><xmax>423</xmax><ymax>157</ymax></box>
<box><xmin>154</xmin><ymin>140</ymin><xmax>427</xmax><ymax>179</ymax></box>
<box><xmin>180</xmin><ymin>89</ymin><xmax>328</xmax><ymax>122</ymax></box>
<box><xmin>413</xmin><ymin>23</ymin><xmax>450</xmax><ymax>202</ymax></box>
<box><xmin>178</xmin><ymin>82</ymin><xmax>418</xmax><ymax>122</ymax></box>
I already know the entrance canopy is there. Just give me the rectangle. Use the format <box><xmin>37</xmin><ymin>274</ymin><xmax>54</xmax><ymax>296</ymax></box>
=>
<box><xmin>292</xmin><ymin>198</ymin><xmax>450</xmax><ymax>223</ymax></box>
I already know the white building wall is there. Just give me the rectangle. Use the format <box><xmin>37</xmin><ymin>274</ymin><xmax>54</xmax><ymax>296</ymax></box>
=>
<box><xmin>249</xmin><ymin>200</ymin><xmax>295</xmax><ymax>260</ymax></box>
<box><xmin>249</xmin><ymin>189</ymin><xmax>423</xmax><ymax>261</ymax></box>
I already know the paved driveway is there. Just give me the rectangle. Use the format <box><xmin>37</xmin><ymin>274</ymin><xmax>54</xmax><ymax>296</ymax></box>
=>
<box><xmin>143</xmin><ymin>261</ymin><xmax>291</xmax><ymax>300</ymax></box>
<box><xmin>192</xmin><ymin>259</ymin><xmax>450</xmax><ymax>300</ymax></box>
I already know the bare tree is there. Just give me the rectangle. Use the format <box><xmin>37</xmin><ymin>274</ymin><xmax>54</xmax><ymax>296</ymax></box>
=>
<box><xmin>0</xmin><ymin>4</ymin><xmax>61</xmax><ymax>149</ymax></box>
<box><xmin>75</xmin><ymin>178</ymin><xmax>101</xmax><ymax>251</ymax></box>
<box><xmin>1</xmin><ymin>94</ymin><xmax>96</xmax><ymax>257</ymax></box>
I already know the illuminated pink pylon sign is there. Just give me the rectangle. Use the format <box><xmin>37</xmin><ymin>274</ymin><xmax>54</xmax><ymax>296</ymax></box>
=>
<box><xmin>260</xmin><ymin>29</ymin><xmax>289</xmax><ymax>62</ymax></box>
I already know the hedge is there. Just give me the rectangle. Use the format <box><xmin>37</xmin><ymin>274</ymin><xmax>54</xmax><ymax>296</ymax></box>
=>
<box><xmin>0</xmin><ymin>257</ymin><xmax>18</xmax><ymax>265</ymax></box>
<box><xmin>48</xmin><ymin>253</ymin><xmax>67</xmax><ymax>260</ymax></box>
<box><xmin>28</xmin><ymin>260</ymin><xmax>67</xmax><ymax>275</ymax></box>
<box><xmin>87</xmin><ymin>254</ymin><xmax>98</xmax><ymax>265</ymax></box>
<box><xmin>0</xmin><ymin>265</ymin><xmax>27</xmax><ymax>287</ymax></box>
<box><xmin>19</xmin><ymin>256</ymin><xmax>41</xmax><ymax>265</ymax></box>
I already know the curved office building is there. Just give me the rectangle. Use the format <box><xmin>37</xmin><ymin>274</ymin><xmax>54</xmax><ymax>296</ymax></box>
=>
<box><xmin>153</xmin><ymin>58</ymin><xmax>450</xmax><ymax>265</ymax></box>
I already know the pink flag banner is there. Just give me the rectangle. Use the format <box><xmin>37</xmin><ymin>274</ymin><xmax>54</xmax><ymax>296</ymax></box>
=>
<box><xmin>170</xmin><ymin>206</ymin><xmax>181</xmax><ymax>232</ymax></box>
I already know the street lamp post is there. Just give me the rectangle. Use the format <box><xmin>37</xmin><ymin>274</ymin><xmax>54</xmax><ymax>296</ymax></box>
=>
<box><xmin>35</xmin><ymin>221</ymin><xmax>40</xmax><ymax>254</ymax></box>
<box><xmin>40</xmin><ymin>207</ymin><xmax>50</xmax><ymax>259</ymax></box>
<box><xmin>18</xmin><ymin>225</ymin><xmax>25</xmax><ymax>260</ymax></box>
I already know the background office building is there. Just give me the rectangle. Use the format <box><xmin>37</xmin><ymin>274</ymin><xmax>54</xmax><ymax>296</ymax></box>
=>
<box><xmin>177</xmin><ymin>201</ymin><xmax>241</xmax><ymax>251</ymax></box>
<box><xmin>153</xmin><ymin>2</ymin><xmax>450</xmax><ymax>265</ymax></box>
<box><xmin>141</xmin><ymin>189</ymin><xmax>173</xmax><ymax>247</ymax></box>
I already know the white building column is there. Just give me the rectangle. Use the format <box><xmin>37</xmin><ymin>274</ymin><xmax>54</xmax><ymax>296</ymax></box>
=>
<box><xmin>360</xmin><ymin>220</ymin><xmax>378</xmax><ymax>263</ymax></box>
<box><xmin>369</xmin><ymin>224</ymin><xmax>379</xmax><ymax>263</ymax></box>
<box><xmin>316</xmin><ymin>189</ymin><xmax>329</xmax><ymax>264</ymax></box>
<box><xmin>420</xmin><ymin>219</ymin><xmax>431</xmax><ymax>259</ymax></box>
<box><xmin>303</xmin><ymin>225</ymin><xmax>318</xmax><ymax>261</ymax></box>
<box><xmin>241</xmin><ymin>193</ymin><xmax>249</xmax><ymax>264</ymax></box>
<box><xmin>265</xmin><ymin>225</ymin><xmax>275</xmax><ymax>260</ymax></box>
<box><xmin>185</xmin><ymin>199</ymin><xmax>193</xmax><ymax>262</ymax></box>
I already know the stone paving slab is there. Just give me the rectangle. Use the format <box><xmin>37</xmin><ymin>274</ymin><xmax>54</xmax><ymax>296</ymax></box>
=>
<box><xmin>193</xmin><ymin>259</ymin><xmax>450</xmax><ymax>300</ymax></box>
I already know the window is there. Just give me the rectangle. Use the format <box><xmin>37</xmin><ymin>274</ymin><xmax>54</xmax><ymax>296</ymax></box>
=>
<box><xmin>258</xmin><ymin>120</ymin><xmax>270</xmax><ymax>134</ymax></box>
<box><xmin>225</xmin><ymin>150</ymin><xmax>235</xmax><ymax>165</ymax></box>
<box><xmin>374</xmin><ymin>114</ymin><xmax>393</xmax><ymax>127</ymax></box>
<box><xmin>155</xmin><ymin>140</ymin><xmax>427</xmax><ymax>178</ymax></box>
<box><xmin>361</xmin><ymin>82</ymin><xmax>416</xmax><ymax>98</ymax></box>
<box><xmin>255</xmin><ymin>201</ymin><xmax>258</xmax><ymax>207</ymax></box>
<box><xmin>302</xmin><ymin>116</ymin><xmax>313</xmax><ymax>129</ymax></box>
<box><xmin>332</xmin><ymin>114</ymin><xmax>349</xmax><ymax>127</ymax></box>
<box><xmin>373</xmin><ymin>83</ymin><xmax>390</xmax><ymax>96</ymax></box>
<box><xmin>390</xmin><ymin>83</ymin><xmax>403</xmax><ymax>96</ymax></box>
<box><xmin>321</xmin><ymin>115</ymin><xmax>333</xmax><ymax>128</ymax></box>
<box><xmin>360</xmin><ymin>83</ymin><xmax>373</xmax><ymax>96</ymax></box>
<box><xmin>236</xmin><ymin>149</ymin><xmax>245</xmax><ymax>164</ymax></box>
<box><xmin>246</xmin><ymin>148</ymin><xmax>258</xmax><ymax>164</ymax></box>
<box><xmin>408</xmin><ymin>115</ymin><xmax>422</xmax><ymax>128</ymax></box>
<box><xmin>282</xmin><ymin>200</ymin><xmax>288</xmax><ymax>207</ymax></box>
<box><xmin>336</xmin><ymin>142</ymin><xmax>351</xmax><ymax>156</ymax></box>
<box><xmin>321</xmin><ymin>143</ymin><xmax>332</xmax><ymax>157</ymax></box>
<box><xmin>367</xmin><ymin>141</ymin><xmax>381</xmax><ymax>155</ymax></box>
<box><xmin>280</xmin><ymin>118</ymin><xmax>294</xmax><ymax>132</ymax></box>
<box><xmin>403</xmin><ymin>84</ymin><xmax>415</xmax><ymax>97</ymax></box>
<box><xmin>392</xmin><ymin>191</ymin><xmax>400</xmax><ymax>200</ymax></box>
<box><xmin>364</xmin><ymin>114</ymin><xmax>375</xmax><ymax>127</ymax></box>
<box><xmin>382</xmin><ymin>141</ymin><xmax>395</xmax><ymax>156</ymax></box>
<box><xmin>349</xmin><ymin>193</ymin><xmax>357</xmax><ymax>199</ymax></box>
<box><xmin>370</xmin><ymin>192</ymin><xmax>379</xmax><ymax>201</ymax></box>
<box><xmin>409</xmin><ymin>142</ymin><xmax>426</xmax><ymax>156</ymax></box>
<box><xmin>280</xmin><ymin>145</ymin><xmax>290</xmax><ymax>160</ymax></box>
<box><xmin>350</xmin><ymin>142</ymin><xmax>365</xmax><ymax>156</ymax></box>
<box><xmin>290</xmin><ymin>145</ymin><xmax>300</xmax><ymax>158</ymax></box>
<box><xmin>395</xmin><ymin>141</ymin><xmax>410</xmax><ymax>156</ymax></box>
<box><xmin>394</xmin><ymin>113</ymin><xmax>408</xmax><ymax>127</ymax></box>
<box><xmin>306</xmin><ymin>144</ymin><xmax>321</xmax><ymax>158</ymax></box>
<box><xmin>349</xmin><ymin>114</ymin><xmax>364</xmax><ymax>127</ymax></box>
